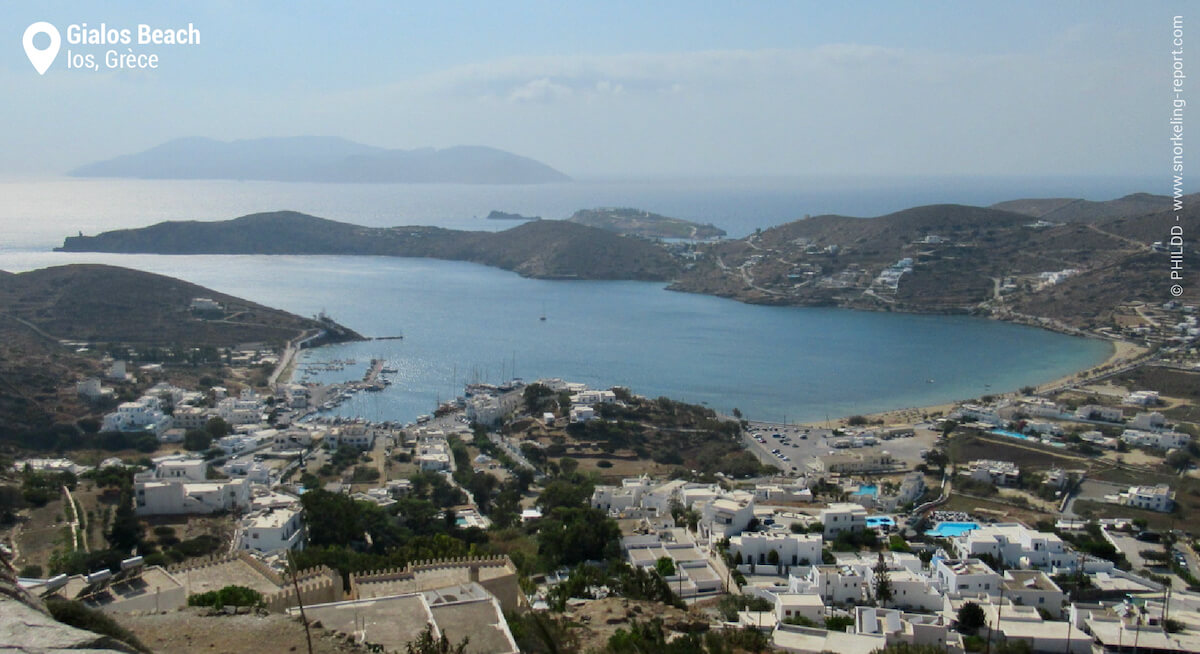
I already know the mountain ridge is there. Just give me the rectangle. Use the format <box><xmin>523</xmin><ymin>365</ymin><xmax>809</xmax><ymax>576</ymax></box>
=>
<box><xmin>56</xmin><ymin>212</ymin><xmax>679</xmax><ymax>281</ymax></box>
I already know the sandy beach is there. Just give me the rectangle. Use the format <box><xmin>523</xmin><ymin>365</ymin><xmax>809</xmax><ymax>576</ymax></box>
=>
<box><xmin>770</xmin><ymin>338</ymin><xmax>1150</xmax><ymax>430</ymax></box>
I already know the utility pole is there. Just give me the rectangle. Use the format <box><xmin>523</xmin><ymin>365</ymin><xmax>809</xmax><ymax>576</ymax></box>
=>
<box><xmin>288</xmin><ymin>551</ymin><xmax>315</xmax><ymax>654</ymax></box>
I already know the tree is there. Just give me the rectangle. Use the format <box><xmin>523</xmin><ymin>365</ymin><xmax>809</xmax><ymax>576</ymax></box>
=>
<box><xmin>924</xmin><ymin>448</ymin><xmax>949</xmax><ymax>474</ymax></box>
<box><xmin>405</xmin><ymin>623</ymin><xmax>468</xmax><ymax>654</ymax></box>
<box><xmin>523</xmin><ymin>383</ymin><xmax>557</xmax><ymax>415</ymax></box>
<box><xmin>767</xmin><ymin>549</ymin><xmax>780</xmax><ymax>569</ymax></box>
<box><xmin>874</xmin><ymin>552</ymin><xmax>894</xmax><ymax>606</ymax></box>
<box><xmin>205</xmin><ymin>416</ymin><xmax>230</xmax><ymax>440</ymax></box>
<box><xmin>183</xmin><ymin>429</ymin><xmax>212</xmax><ymax>451</ymax></box>
<box><xmin>107</xmin><ymin>487</ymin><xmax>142</xmax><ymax>552</ymax></box>
<box><xmin>655</xmin><ymin>556</ymin><xmax>676</xmax><ymax>577</ymax></box>
<box><xmin>957</xmin><ymin>601</ymin><xmax>986</xmax><ymax>634</ymax></box>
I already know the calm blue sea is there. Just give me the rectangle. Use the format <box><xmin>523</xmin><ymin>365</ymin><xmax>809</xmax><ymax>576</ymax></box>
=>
<box><xmin>0</xmin><ymin>176</ymin><xmax>1125</xmax><ymax>423</ymax></box>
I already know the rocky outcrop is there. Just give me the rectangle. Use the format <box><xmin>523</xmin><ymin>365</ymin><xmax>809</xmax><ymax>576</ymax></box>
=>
<box><xmin>0</xmin><ymin>557</ymin><xmax>140</xmax><ymax>653</ymax></box>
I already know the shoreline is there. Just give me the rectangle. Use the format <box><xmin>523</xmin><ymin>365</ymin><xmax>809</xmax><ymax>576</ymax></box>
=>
<box><xmin>761</xmin><ymin>337</ymin><xmax>1149</xmax><ymax>431</ymax></box>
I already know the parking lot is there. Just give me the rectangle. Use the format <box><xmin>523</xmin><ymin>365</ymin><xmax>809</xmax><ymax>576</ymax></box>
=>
<box><xmin>741</xmin><ymin>420</ymin><xmax>938</xmax><ymax>475</ymax></box>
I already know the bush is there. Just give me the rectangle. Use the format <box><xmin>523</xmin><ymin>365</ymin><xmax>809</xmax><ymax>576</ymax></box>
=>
<box><xmin>19</xmin><ymin>564</ymin><xmax>43</xmax><ymax>578</ymax></box>
<box><xmin>596</xmin><ymin>460</ymin><xmax>613</xmax><ymax>468</ymax></box>
<box><xmin>174</xmin><ymin>534</ymin><xmax>222</xmax><ymax>558</ymax></box>
<box><xmin>187</xmin><ymin>585</ymin><xmax>264</xmax><ymax>610</ymax></box>
<box><xmin>45</xmin><ymin>599</ymin><xmax>150</xmax><ymax>652</ymax></box>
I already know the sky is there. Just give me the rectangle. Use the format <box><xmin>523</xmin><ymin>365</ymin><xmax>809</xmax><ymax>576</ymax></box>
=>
<box><xmin>1</xmin><ymin>1</ymin><xmax>1193</xmax><ymax>178</ymax></box>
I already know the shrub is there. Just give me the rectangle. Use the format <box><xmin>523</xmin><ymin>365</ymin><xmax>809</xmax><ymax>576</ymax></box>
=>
<box><xmin>187</xmin><ymin>585</ymin><xmax>264</xmax><ymax>610</ymax></box>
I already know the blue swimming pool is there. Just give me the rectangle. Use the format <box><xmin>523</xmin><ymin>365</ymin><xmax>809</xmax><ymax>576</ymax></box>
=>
<box><xmin>854</xmin><ymin>484</ymin><xmax>879</xmax><ymax>496</ymax></box>
<box><xmin>990</xmin><ymin>429</ymin><xmax>1033</xmax><ymax>441</ymax></box>
<box><xmin>925</xmin><ymin>521</ymin><xmax>981</xmax><ymax>537</ymax></box>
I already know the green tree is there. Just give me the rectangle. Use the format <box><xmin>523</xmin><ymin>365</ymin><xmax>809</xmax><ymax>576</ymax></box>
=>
<box><xmin>523</xmin><ymin>383</ymin><xmax>557</xmax><ymax>415</ymax></box>
<box><xmin>874</xmin><ymin>552</ymin><xmax>893</xmax><ymax>606</ymax></box>
<box><xmin>183</xmin><ymin>429</ymin><xmax>212</xmax><ymax>451</ymax></box>
<box><xmin>655</xmin><ymin>556</ymin><xmax>676</xmax><ymax>577</ymax></box>
<box><xmin>767</xmin><ymin>549</ymin><xmax>780</xmax><ymax>569</ymax></box>
<box><xmin>205</xmin><ymin>416</ymin><xmax>230</xmax><ymax>440</ymax></box>
<box><xmin>957</xmin><ymin>601</ymin><xmax>987</xmax><ymax>635</ymax></box>
<box><xmin>107</xmin><ymin>487</ymin><xmax>142</xmax><ymax>552</ymax></box>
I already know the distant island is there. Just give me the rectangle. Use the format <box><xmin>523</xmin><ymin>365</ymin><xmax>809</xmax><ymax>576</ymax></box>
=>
<box><xmin>568</xmin><ymin>207</ymin><xmax>726</xmax><ymax>239</ymax></box>
<box><xmin>486</xmin><ymin>210</ymin><xmax>541</xmax><ymax>221</ymax></box>
<box><xmin>70</xmin><ymin>136</ymin><xmax>571</xmax><ymax>184</ymax></box>
<box><xmin>57</xmin><ymin>211</ymin><xmax>678</xmax><ymax>282</ymax></box>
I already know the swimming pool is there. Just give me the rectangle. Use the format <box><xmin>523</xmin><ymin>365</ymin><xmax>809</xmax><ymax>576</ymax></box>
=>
<box><xmin>990</xmin><ymin>429</ymin><xmax>1033</xmax><ymax>441</ymax></box>
<box><xmin>854</xmin><ymin>484</ymin><xmax>879</xmax><ymax>496</ymax></box>
<box><xmin>925</xmin><ymin>521</ymin><xmax>981</xmax><ymax>537</ymax></box>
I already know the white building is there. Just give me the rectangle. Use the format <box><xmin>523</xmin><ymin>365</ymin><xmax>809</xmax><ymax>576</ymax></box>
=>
<box><xmin>101</xmin><ymin>397</ymin><xmax>173</xmax><ymax>437</ymax></box>
<box><xmin>569</xmin><ymin>389</ymin><xmax>616</xmax><ymax>405</ymax></box>
<box><xmin>76</xmin><ymin>377</ymin><xmax>110</xmax><ymax>401</ymax></box>
<box><xmin>1118</xmin><ymin>484</ymin><xmax>1174</xmax><ymax>512</ymax></box>
<box><xmin>1120</xmin><ymin>428</ymin><xmax>1190</xmax><ymax>450</ymax></box>
<box><xmin>1124</xmin><ymin>390</ymin><xmax>1160</xmax><ymax>407</ymax></box>
<box><xmin>172</xmin><ymin>406</ymin><xmax>212</xmax><ymax>432</ymax></box>
<box><xmin>273</xmin><ymin>429</ymin><xmax>314</xmax><ymax>451</ymax></box>
<box><xmin>569</xmin><ymin>406</ymin><xmax>595</xmax><ymax>423</ymax></box>
<box><xmin>237</xmin><ymin>506</ymin><xmax>305</xmax><ymax>553</ymax></box>
<box><xmin>134</xmin><ymin>459</ymin><xmax>251</xmax><ymax>515</ymax></box>
<box><xmin>1075</xmin><ymin>405</ymin><xmax>1123</xmax><ymax>423</ymax></box>
<box><xmin>465</xmin><ymin>386</ymin><xmax>524</xmax><ymax>425</ymax></box>
<box><xmin>934</xmin><ymin>558</ymin><xmax>1000</xmax><ymax>596</ymax></box>
<box><xmin>820</xmin><ymin>503</ymin><xmax>868</xmax><ymax>539</ymax></box>
<box><xmin>895</xmin><ymin>472</ymin><xmax>926</xmax><ymax>506</ymax></box>
<box><xmin>968</xmin><ymin>459</ymin><xmax>1021</xmax><ymax>486</ymax></box>
<box><xmin>591</xmin><ymin>476</ymin><xmax>653</xmax><ymax>514</ymax></box>
<box><xmin>1001</xmin><ymin>570</ymin><xmax>1065</xmax><ymax>618</ymax></box>
<box><xmin>879</xmin><ymin>568</ymin><xmax>944</xmax><ymax>612</ymax></box>
<box><xmin>224</xmin><ymin>458</ymin><xmax>272</xmax><ymax>484</ymax></box>
<box><xmin>700</xmin><ymin>492</ymin><xmax>756</xmax><ymax>539</ymax></box>
<box><xmin>415</xmin><ymin>437</ymin><xmax>452</xmax><ymax>472</ymax></box>
<box><xmin>327</xmin><ymin>424</ymin><xmax>376</xmax><ymax>450</ymax></box>
<box><xmin>189</xmin><ymin>297</ymin><xmax>223</xmax><ymax>312</ymax></box>
<box><xmin>775</xmin><ymin>593</ymin><xmax>825</xmax><ymax>624</ymax></box>
<box><xmin>728</xmin><ymin>532</ymin><xmax>822</xmax><ymax>568</ymax></box>
<box><xmin>1129</xmin><ymin>411</ymin><xmax>1167</xmax><ymax>431</ymax></box>
<box><xmin>804</xmin><ymin>564</ymin><xmax>866</xmax><ymax>606</ymax></box>
<box><xmin>951</xmin><ymin>523</ymin><xmax>1075</xmax><ymax>572</ymax></box>
<box><xmin>215</xmin><ymin>396</ymin><xmax>262</xmax><ymax>426</ymax></box>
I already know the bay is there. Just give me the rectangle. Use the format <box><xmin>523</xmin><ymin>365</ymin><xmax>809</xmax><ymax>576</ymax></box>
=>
<box><xmin>0</xmin><ymin>250</ymin><xmax>1111</xmax><ymax>424</ymax></box>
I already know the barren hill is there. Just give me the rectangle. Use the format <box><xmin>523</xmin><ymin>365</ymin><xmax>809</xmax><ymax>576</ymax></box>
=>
<box><xmin>58</xmin><ymin>212</ymin><xmax>679</xmax><ymax>281</ymax></box>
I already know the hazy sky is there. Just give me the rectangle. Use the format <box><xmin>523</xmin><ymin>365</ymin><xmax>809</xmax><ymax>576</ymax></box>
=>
<box><xmin>1</xmin><ymin>1</ymin><xmax>1192</xmax><ymax>177</ymax></box>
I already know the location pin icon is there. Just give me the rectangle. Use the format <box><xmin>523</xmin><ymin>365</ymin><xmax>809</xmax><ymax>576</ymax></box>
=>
<box><xmin>23</xmin><ymin>22</ymin><xmax>61</xmax><ymax>75</ymax></box>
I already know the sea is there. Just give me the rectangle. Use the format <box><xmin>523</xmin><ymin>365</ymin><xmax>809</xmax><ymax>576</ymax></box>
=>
<box><xmin>0</xmin><ymin>174</ymin><xmax>1141</xmax><ymax>423</ymax></box>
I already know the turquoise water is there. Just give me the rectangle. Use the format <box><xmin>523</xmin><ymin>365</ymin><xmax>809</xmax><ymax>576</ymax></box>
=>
<box><xmin>925</xmin><ymin>522</ymin><xmax>981</xmax><ymax>537</ymax></box>
<box><xmin>991</xmin><ymin>429</ymin><xmax>1034</xmax><ymax>441</ymax></box>
<box><xmin>854</xmin><ymin>485</ymin><xmax>879</xmax><ymax>496</ymax></box>
<box><xmin>866</xmin><ymin>516</ymin><xmax>895</xmax><ymax>527</ymax></box>
<box><xmin>0</xmin><ymin>250</ymin><xmax>1112</xmax><ymax>424</ymax></box>
<box><xmin>990</xmin><ymin>429</ymin><xmax>1069</xmax><ymax>448</ymax></box>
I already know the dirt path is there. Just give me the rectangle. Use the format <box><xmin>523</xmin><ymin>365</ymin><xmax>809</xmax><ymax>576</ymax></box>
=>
<box><xmin>118</xmin><ymin>607</ymin><xmax>374</xmax><ymax>654</ymax></box>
